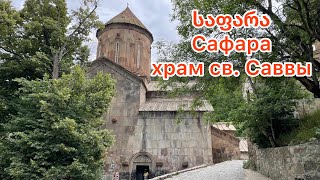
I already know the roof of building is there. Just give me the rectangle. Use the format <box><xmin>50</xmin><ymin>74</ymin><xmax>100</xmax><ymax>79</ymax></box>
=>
<box><xmin>105</xmin><ymin>7</ymin><xmax>151</xmax><ymax>34</ymax></box>
<box><xmin>239</xmin><ymin>137</ymin><xmax>248</xmax><ymax>152</ymax></box>
<box><xmin>212</xmin><ymin>122</ymin><xmax>236</xmax><ymax>131</ymax></box>
<box><xmin>88</xmin><ymin>57</ymin><xmax>147</xmax><ymax>90</ymax></box>
<box><xmin>139</xmin><ymin>99</ymin><xmax>213</xmax><ymax>112</ymax></box>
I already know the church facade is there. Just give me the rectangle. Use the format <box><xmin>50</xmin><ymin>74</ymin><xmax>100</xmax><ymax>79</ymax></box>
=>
<box><xmin>88</xmin><ymin>7</ymin><xmax>239</xmax><ymax>180</ymax></box>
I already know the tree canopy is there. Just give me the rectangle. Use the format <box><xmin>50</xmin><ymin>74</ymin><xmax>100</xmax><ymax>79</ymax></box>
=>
<box><xmin>0</xmin><ymin>0</ymin><xmax>102</xmax><ymax>126</ymax></box>
<box><xmin>170</xmin><ymin>0</ymin><xmax>320</xmax><ymax>97</ymax></box>
<box><xmin>155</xmin><ymin>0</ymin><xmax>319</xmax><ymax>147</ymax></box>
<box><xmin>0</xmin><ymin>0</ymin><xmax>115</xmax><ymax>179</ymax></box>
<box><xmin>0</xmin><ymin>67</ymin><xmax>115</xmax><ymax>179</ymax></box>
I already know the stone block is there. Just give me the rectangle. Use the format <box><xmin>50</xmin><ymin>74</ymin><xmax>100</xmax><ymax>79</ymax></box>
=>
<box><xmin>196</xmin><ymin>156</ymin><xmax>204</xmax><ymax>164</ymax></box>
<box><xmin>161</xmin><ymin>148</ymin><xmax>168</xmax><ymax>156</ymax></box>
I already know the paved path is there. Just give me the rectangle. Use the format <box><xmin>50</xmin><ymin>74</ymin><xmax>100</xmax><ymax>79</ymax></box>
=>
<box><xmin>167</xmin><ymin>160</ymin><xmax>271</xmax><ymax>180</ymax></box>
<box><xmin>244</xmin><ymin>169</ymin><xmax>272</xmax><ymax>180</ymax></box>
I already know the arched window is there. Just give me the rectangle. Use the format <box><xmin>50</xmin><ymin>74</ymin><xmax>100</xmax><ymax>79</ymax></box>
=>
<box><xmin>115</xmin><ymin>40</ymin><xmax>120</xmax><ymax>63</ymax></box>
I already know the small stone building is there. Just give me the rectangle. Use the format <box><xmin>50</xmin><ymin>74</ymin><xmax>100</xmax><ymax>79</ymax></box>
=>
<box><xmin>239</xmin><ymin>137</ymin><xmax>249</xmax><ymax>160</ymax></box>
<box><xmin>88</xmin><ymin>7</ymin><xmax>214</xmax><ymax>180</ymax></box>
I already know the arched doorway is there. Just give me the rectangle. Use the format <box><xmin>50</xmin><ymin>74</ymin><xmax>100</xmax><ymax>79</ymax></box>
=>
<box><xmin>130</xmin><ymin>152</ymin><xmax>154</xmax><ymax>180</ymax></box>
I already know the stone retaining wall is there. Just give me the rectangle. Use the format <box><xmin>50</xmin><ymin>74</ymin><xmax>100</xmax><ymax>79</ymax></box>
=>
<box><xmin>251</xmin><ymin>141</ymin><xmax>320</xmax><ymax>180</ymax></box>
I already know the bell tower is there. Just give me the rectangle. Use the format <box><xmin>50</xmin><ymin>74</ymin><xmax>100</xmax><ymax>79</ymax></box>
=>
<box><xmin>96</xmin><ymin>7</ymin><xmax>153</xmax><ymax>80</ymax></box>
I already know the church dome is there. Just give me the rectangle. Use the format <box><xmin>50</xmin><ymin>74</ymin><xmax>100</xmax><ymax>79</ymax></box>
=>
<box><xmin>100</xmin><ymin>7</ymin><xmax>153</xmax><ymax>41</ymax></box>
<box><xmin>106</xmin><ymin>7</ymin><xmax>148</xmax><ymax>31</ymax></box>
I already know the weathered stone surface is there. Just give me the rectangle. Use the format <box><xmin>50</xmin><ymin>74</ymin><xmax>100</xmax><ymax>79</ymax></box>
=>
<box><xmin>211</xmin><ymin>126</ymin><xmax>240</xmax><ymax>163</ymax></box>
<box><xmin>88</xmin><ymin>59</ymin><xmax>213</xmax><ymax>179</ymax></box>
<box><xmin>90</xmin><ymin>7</ymin><xmax>218</xmax><ymax>180</ymax></box>
<box><xmin>161</xmin><ymin>148</ymin><xmax>168</xmax><ymax>156</ymax></box>
<box><xmin>96</xmin><ymin>21</ymin><xmax>152</xmax><ymax>80</ymax></box>
<box><xmin>141</xmin><ymin>112</ymin><xmax>213</xmax><ymax>173</ymax></box>
<box><xmin>250</xmin><ymin>141</ymin><xmax>320</xmax><ymax>180</ymax></box>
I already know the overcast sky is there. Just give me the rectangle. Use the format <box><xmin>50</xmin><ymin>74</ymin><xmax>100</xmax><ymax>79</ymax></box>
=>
<box><xmin>11</xmin><ymin>0</ymin><xmax>180</xmax><ymax>61</ymax></box>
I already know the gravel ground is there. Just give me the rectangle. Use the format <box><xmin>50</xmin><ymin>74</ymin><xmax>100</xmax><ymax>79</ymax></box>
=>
<box><xmin>167</xmin><ymin>160</ymin><xmax>271</xmax><ymax>180</ymax></box>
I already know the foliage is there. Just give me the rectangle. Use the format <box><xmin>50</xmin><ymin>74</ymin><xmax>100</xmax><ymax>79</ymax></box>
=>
<box><xmin>155</xmin><ymin>41</ymin><xmax>307</xmax><ymax>148</ymax></box>
<box><xmin>243</xmin><ymin>159</ymin><xmax>256</xmax><ymax>170</ymax></box>
<box><xmin>0</xmin><ymin>1</ymin><xmax>114</xmax><ymax>178</ymax></box>
<box><xmin>229</xmin><ymin>78</ymin><xmax>306</xmax><ymax>147</ymax></box>
<box><xmin>154</xmin><ymin>0</ymin><xmax>319</xmax><ymax>147</ymax></box>
<box><xmin>0</xmin><ymin>0</ymin><xmax>102</xmax><ymax>125</ymax></box>
<box><xmin>0</xmin><ymin>66</ymin><xmax>115</xmax><ymax>180</ymax></box>
<box><xmin>170</xmin><ymin>0</ymin><xmax>320</xmax><ymax>97</ymax></box>
<box><xmin>203</xmin><ymin>77</ymin><xmax>245</xmax><ymax>123</ymax></box>
<box><xmin>279</xmin><ymin>109</ymin><xmax>320</xmax><ymax>145</ymax></box>
<box><xmin>0</xmin><ymin>0</ymin><xmax>101</xmax><ymax>78</ymax></box>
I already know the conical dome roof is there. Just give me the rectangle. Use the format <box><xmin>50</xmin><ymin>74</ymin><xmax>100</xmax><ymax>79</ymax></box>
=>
<box><xmin>105</xmin><ymin>7</ymin><xmax>151</xmax><ymax>34</ymax></box>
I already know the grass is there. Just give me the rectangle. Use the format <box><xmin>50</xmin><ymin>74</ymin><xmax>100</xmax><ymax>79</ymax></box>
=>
<box><xmin>243</xmin><ymin>159</ymin><xmax>256</xmax><ymax>170</ymax></box>
<box><xmin>279</xmin><ymin>109</ymin><xmax>320</xmax><ymax>145</ymax></box>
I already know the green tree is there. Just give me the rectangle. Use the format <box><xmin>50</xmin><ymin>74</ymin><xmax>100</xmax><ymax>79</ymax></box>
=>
<box><xmin>1</xmin><ymin>0</ymin><xmax>101</xmax><ymax>78</ymax></box>
<box><xmin>0</xmin><ymin>66</ymin><xmax>115</xmax><ymax>180</ymax></box>
<box><xmin>156</xmin><ymin>41</ymin><xmax>306</xmax><ymax>147</ymax></box>
<box><xmin>170</xmin><ymin>0</ymin><xmax>320</xmax><ymax>97</ymax></box>
<box><xmin>0</xmin><ymin>0</ymin><xmax>102</xmax><ymax>133</ymax></box>
<box><xmin>0</xmin><ymin>1</ymin><xmax>116</xmax><ymax>178</ymax></box>
<box><xmin>228</xmin><ymin>78</ymin><xmax>305</xmax><ymax>147</ymax></box>
<box><xmin>155</xmin><ymin>0</ymin><xmax>316</xmax><ymax>147</ymax></box>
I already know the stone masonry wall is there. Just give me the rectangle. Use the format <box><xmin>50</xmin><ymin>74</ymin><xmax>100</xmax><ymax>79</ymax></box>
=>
<box><xmin>252</xmin><ymin>141</ymin><xmax>320</xmax><ymax>180</ymax></box>
<box><xmin>97</xmin><ymin>24</ymin><xmax>152</xmax><ymax>79</ymax></box>
<box><xmin>211</xmin><ymin>127</ymin><xmax>240</xmax><ymax>163</ymax></box>
<box><xmin>88</xmin><ymin>59</ymin><xmax>146</xmax><ymax>179</ymax></box>
<box><xmin>89</xmin><ymin>60</ymin><xmax>213</xmax><ymax>179</ymax></box>
<box><xmin>140</xmin><ymin>111</ymin><xmax>213</xmax><ymax>177</ymax></box>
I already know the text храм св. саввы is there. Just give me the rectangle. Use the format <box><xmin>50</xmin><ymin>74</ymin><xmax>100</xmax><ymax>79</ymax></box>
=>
<box><xmin>151</xmin><ymin>10</ymin><xmax>312</xmax><ymax>80</ymax></box>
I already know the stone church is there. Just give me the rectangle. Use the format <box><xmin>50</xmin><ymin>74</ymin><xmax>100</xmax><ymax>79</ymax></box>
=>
<box><xmin>88</xmin><ymin>7</ymin><xmax>242</xmax><ymax>180</ymax></box>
